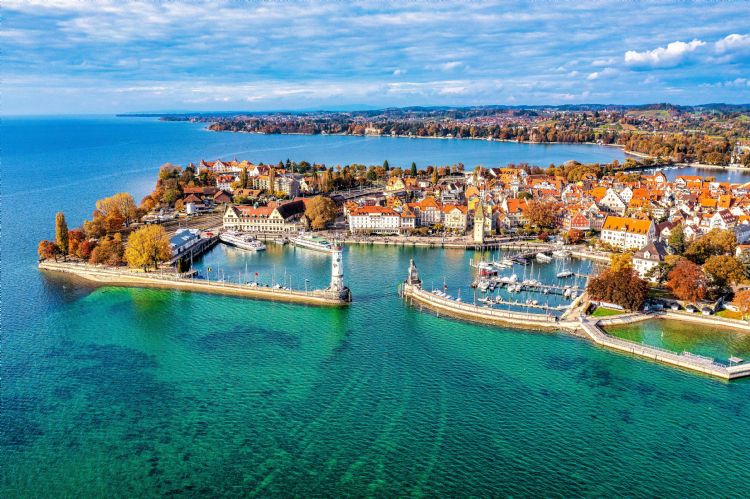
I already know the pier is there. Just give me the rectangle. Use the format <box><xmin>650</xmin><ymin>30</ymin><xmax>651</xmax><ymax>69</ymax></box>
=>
<box><xmin>168</xmin><ymin>234</ymin><xmax>218</xmax><ymax>265</ymax></box>
<box><xmin>401</xmin><ymin>258</ymin><xmax>750</xmax><ymax>380</ymax></box>
<box><xmin>579</xmin><ymin>316</ymin><xmax>750</xmax><ymax>380</ymax></box>
<box><xmin>399</xmin><ymin>259</ymin><xmax>578</xmax><ymax>331</ymax></box>
<box><xmin>39</xmin><ymin>247</ymin><xmax>352</xmax><ymax>307</ymax></box>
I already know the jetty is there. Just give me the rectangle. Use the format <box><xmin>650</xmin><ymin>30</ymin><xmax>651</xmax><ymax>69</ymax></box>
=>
<box><xmin>399</xmin><ymin>259</ymin><xmax>579</xmax><ymax>331</ymax></box>
<box><xmin>38</xmin><ymin>242</ymin><xmax>352</xmax><ymax>307</ymax></box>
<box><xmin>400</xmin><ymin>258</ymin><xmax>750</xmax><ymax>380</ymax></box>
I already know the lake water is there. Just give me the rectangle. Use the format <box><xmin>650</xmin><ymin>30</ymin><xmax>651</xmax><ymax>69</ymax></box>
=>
<box><xmin>606</xmin><ymin>319</ymin><xmax>750</xmax><ymax>364</ymax></box>
<box><xmin>4</xmin><ymin>116</ymin><xmax>750</xmax><ymax>496</ymax></box>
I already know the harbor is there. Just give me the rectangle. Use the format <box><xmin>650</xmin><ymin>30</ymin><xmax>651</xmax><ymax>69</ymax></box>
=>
<box><xmin>39</xmin><ymin>237</ymin><xmax>352</xmax><ymax>306</ymax></box>
<box><xmin>400</xmin><ymin>257</ymin><xmax>750</xmax><ymax>380</ymax></box>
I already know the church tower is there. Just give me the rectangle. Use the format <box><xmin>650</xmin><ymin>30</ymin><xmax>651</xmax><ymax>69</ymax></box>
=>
<box><xmin>473</xmin><ymin>201</ymin><xmax>486</xmax><ymax>244</ymax></box>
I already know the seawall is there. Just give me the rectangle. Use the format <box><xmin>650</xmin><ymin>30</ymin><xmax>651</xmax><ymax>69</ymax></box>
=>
<box><xmin>39</xmin><ymin>261</ymin><xmax>350</xmax><ymax>307</ymax></box>
<box><xmin>400</xmin><ymin>282</ymin><xmax>580</xmax><ymax>332</ymax></box>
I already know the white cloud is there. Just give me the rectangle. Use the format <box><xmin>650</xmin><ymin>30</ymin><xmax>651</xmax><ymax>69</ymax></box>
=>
<box><xmin>715</xmin><ymin>33</ymin><xmax>750</xmax><ymax>53</ymax></box>
<box><xmin>431</xmin><ymin>61</ymin><xmax>464</xmax><ymax>71</ymax></box>
<box><xmin>586</xmin><ymin>67</ymin><xmax>617</xmax><ymax>80</ymax></box>
<box><xmin>392</xmin><ymin>69</ymin><xmax>405</xmax><ymax>76</ymax></box>
<box><xmin>624</xmin><ymin>39</ymin><xmax>705</xmax><ymax>68</ymax></box>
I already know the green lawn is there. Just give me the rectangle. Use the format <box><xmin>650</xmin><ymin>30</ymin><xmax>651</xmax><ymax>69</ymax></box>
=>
<box><xmin>717</xmin><ymin>309</ymin><xmax>744</xmax><ymax>320</ymax></box>
<box><xmin>591</xmin><ymin>307</ymin><xmax>625</xmax><ymax>317</ymax></box>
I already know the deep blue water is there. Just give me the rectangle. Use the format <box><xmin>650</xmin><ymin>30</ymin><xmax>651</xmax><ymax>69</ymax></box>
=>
<box><xmin>4</xmin><ymin>116</ymin><xmax>750</xmax><ymax>496</ymax></box>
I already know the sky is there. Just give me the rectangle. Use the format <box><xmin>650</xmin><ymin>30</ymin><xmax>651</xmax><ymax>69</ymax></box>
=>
<box><xmin>3</xmin><ymin>0</ymin><xmax>750</xmax><ymax>115</ymax></box>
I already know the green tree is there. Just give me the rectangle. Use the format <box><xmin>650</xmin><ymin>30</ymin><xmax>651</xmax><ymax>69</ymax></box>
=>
<box><xmin>410</xmin><ymin>162</ymin><xmax>417</xmax><ymax>177</ymax></box>
<box><xmin>704</xmin><ymin>255</ymin><xmax>746</xmax><ymax>291</ymax></box>
<box><xmin>383</xmin><ymin>160</ymin><xmax>390</xmax><ymax>171</ymax></box>
<box><xmin>55</xmin><ymin>212</ymin><xmax>69</xmax><ymax>255</ymax></box>
<box><xmin>684</xmin><ymin>229</ymin><xmax>737</xmax><ymax>264</ymax></box>
<box><xmin>667</xmin><ymin>223</ymin><xmax>685</xmax><ymax>254</ymax></box>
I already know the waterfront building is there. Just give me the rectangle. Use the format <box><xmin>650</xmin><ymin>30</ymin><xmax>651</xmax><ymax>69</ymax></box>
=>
<box><xmin>347</xmin><ymin>206</ymin><xmax>401</xmax><ymax>234</ymax></box>
<box><xmin>600</xmin><ymin>216</ymin><xmax>655</xmax><ymax>250</ymax></box>
<box><xmin>443</xmin><ymin>205</ymin><xmax>468</xmax><ymax>233</ymax></box>
<box><xmin>170</xmin><ymin>228</ymin><xmax>202</xmax><ymax>258</ymax></box>
<box><xmin>632</xmin><ymin>240</ymin><xmax>668</xmax><ymax>281</ymax></box>
<box><xmin>223</xmin><ymin>200</ymin><xmax>305</xmax><ymax>232</ymax></box>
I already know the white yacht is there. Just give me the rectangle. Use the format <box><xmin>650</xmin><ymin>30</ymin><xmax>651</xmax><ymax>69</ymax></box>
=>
<box><xmin>552</xmin><ymin>249</ymin><xmax>572</xmax><ymax>259</ymax></box>
<box><xmin>536</xmin><ymin>252</ymin><xmax>553</xmax><ymax>263</ymax></box>
<box><xmin>557</xmin><ymin>270</ymin><xmax>573</xmax><ymax>278</ymax></box>
<box><xmin>219</xmin><ymin>231</ymin><xmax>267</xmax><ymax>251</ymax></box>
<box><xmin>289</xmin><ymin>233</ymin><xmax>336</xmax><ymax>254</ymax></box>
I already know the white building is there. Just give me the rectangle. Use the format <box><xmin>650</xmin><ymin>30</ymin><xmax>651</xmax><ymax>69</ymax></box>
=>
<box><xmin>348</xmin><ymin>206</ymin><xmax>402</xmax><ymax>234</ymax></box>
<box><xmin>632</xmin><ymin>241</ymin><xmax>668</xmax><ymax>281</ymax></box>
<box><xmin>600</xmin><ymin>216</ymin><xmax>655</xmax><ymax>250</ymax></box>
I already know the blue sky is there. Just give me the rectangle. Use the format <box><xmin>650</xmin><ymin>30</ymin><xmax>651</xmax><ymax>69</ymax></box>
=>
<box><xmin>3</xmin><ymin>1</ymin><xmax>750</xmax><ymax>114</ymax></box>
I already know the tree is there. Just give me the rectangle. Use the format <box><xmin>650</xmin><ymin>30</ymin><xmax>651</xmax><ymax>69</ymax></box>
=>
<box><xmin>609</xmin><ymin>252</ymin><xmax>633</xmax><ymax>272</ymax></box>
<box><xmin>525</xmin><ymin>200</ymin><xmax>558</xmax><ymax>229</ymax></box>
<box><xmin>410</xmin><ymin>162</ymin><xmax>417</xmax><ymax>177</ymax></box>
<box><xmin>732</xmin><ymin>289</ymin><xmax>750</xmax><ymax>319</ymax></box>
<box><xmin>667</xmin><ymin>223</ymin><xmax>685</xmax><ymax>254</ymax></box>
<box><xmin>124</xmin><ymin>225</ymin><xmax>172</xmax><ymax>271</ymax></box>
<box><xmin>667</xmin><ymin>259</ymin><xmax>708</xmax><ymax>302</ymax></box>
<box><xmin>320</xmin><ymin>170</ymin><xmax>332</xmax><ymax>193</ymax></box>
<box><xmin>239</xmin><ymin>166</ymin><xmax>248</xmax><ymax>189</ymax></box>
<box><xmin>68</xmin><ymin>229</ymin><xmax>85</xmax><ymax>258</ymax></box>
<box><xmin>89</xmin><ymin>234</ymin><xmax>124</xmax><ymax>266</ymax></box>
<box><xmin>587</xmin><ymin>267</ymin><xmax>649</xmax><ymax>311</ymax></box>
<box><xmin>77</xmin><ymin>240</ymin><xmax>96</xmax><ymax>260</ymax></box>
<box><xmin>432</xmin><ymin>167</ymin><xmax>439</xmax><ymax>185</ymax></box>
<box><xmin>38</xmin><ymin>240</ymin><xmax>60</xmax><ymax>261</ymax></box>
<box><xmin>703</xmin><ymin>255</ymin><xmax>746</xmax><ymax>291</ymax></box>
<box><xmin>96</xmin><ymin>193</ymin><xmax>138</xmax><ymax>227</ymax></box>
<box><xmin>383</xmin><ymin>160</ymin><xmax>390</xmax><ymax>171</ymax></box>
<box><xmin>55</xmin><ymin>212</ymin><xmax>69</xmax><ymax>255</ymax></box>
<box><xmin>304</xmin><ymin>196</ymin><xmax>338</xmax><ymax>230</ymax></box>
<box><xmin>684</xmin><ymin>229</ymin><xmax>737</xmax><ymax>264</ymax></box>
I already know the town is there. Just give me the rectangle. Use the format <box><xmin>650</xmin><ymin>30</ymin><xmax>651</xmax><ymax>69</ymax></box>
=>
<box><xmin>37</xmin><ymin>154</ymin><xmax>750</xmax><ymax>378</ymax></box>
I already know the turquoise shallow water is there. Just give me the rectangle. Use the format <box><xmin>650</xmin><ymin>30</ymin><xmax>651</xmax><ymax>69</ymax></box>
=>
<box><xmin>4</xmin><ymin>117</ymin><xmax>750</xmax><ymax>496</ymax></box>
<box><xmin>606</xmin><ymin>319</ymin><xmax>750</xmax><ymax>364</ymax></box>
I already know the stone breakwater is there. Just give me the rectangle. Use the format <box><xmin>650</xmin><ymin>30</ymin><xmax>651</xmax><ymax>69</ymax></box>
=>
<box><xmin>584</xmin><ymin>316</ymin><xmax>750</xmax><ymax>380</ymax></box>
<box><xmin>38</xmin><ymin>261</ymin><xmax>351</xmax><ymax>307</ymax></box>
<box><xmin>401</xmin><ymin>281</ymin><xmax>750</xmax><ymax>380</ymax></box>
<box><xmin>399</xmin><ymin>282</ymin><xmax>580</xmax><ymax>332</ymax></box>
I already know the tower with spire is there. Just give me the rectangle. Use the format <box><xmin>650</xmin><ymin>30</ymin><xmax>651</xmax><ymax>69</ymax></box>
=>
<box><xmin>473</xmin><ymin>201</ymin><xmax>486</xmax><ymax>244</ymax></box>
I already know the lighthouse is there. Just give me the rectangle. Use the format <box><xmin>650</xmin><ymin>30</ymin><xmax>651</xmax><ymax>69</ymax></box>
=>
<box><xmin>328</xmin><ymin>242</ymin><xmax>347</xmax><ymax>296</ymax></box>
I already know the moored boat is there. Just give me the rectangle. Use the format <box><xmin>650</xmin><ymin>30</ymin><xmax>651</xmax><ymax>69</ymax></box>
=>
<box><xmin>219</xmin><ymin>231</ymin><xmax>267</xmax><ymax>251</ymax></box>
<box><xmin>536</xmin><ymin>252</ymin><xmax>553</xmax><ymax>263</ymax></box>
<box><xmin>289</xmin><ymin>232</ymin><xmax>336</xmax><ymax>254</ymax></box>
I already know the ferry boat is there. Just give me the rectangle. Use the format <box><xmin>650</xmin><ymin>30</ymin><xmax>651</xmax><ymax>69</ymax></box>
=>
<box><xmin>536</xmin><ymin>252</ymin><xmax>553</xmax><ymax>263</ymax></box>
<box><xmin>219</xmin><ymin>231</ymin><xmax>267</xmax><ymax>251</ymax></box>
<box><xmin>289</xmin><ymin>233</ymin><xmax>336</xmax><ymax>254</ymax></box>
